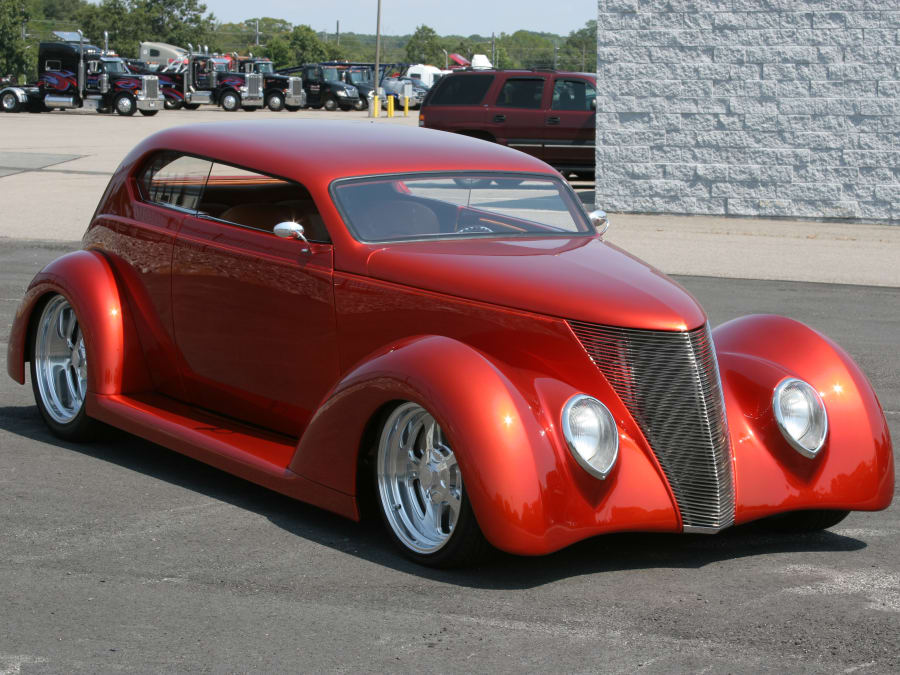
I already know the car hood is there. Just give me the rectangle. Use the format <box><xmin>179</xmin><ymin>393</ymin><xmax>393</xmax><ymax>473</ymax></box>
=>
<box><xmin>364</xmin><ymin>237</ymin><xmax>707</xmax><ymax>331</ymax></box>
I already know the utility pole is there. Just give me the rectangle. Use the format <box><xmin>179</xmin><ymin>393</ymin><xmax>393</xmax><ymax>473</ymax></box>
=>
<box><xmin>374</xmin><ymin>0</ymin><xmax>382</xmax><ymax>90</ymax></box>
<box><xmin>336</xmin><ymin>20</ymin><xmax>340</xmax><ymax>45</ymax></box>
<box><xmin>255</xmin><ymin>19</ymin><xmax>259</xmax><ymax>46</ymax></box>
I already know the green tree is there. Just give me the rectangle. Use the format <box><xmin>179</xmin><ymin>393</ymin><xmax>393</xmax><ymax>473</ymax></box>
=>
<box><xmin>132</xmin><ymin>0</ymin><xmax>216</xmax><ymax>51</ymax></box>
<box><xmin>79</xmin><ymin>0</ymin><xmax>143</xmax><ymax>57</ymax></box>
<box><xmin>0</xmin><ymin>0</ymin><xmax>32</xmax><ymax>79</ymax></box>
<box><xmin>404</xmin><ymin>24</ymin><xmax>442</xmax><ymax>64</ymax></box>
<box><xmin>559</xmin><ymin>20</ymin><xmax>596</xmax><ymax>72</ymax></box>
<box><xmin>262</xmin><ymin>34</ymin><xmax>291</xmax><ymax>67</ymax></box>
<box><xmin>287</xmin><ymin>24</ymin><xmax>326</xmax><ymax>64</ymax></box>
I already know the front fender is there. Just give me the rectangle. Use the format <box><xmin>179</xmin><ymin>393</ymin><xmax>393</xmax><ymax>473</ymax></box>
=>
<box><xmin>0</xmin><ymin>87</ymin><xmax>28</xmax><ymax>103</ymax></box>
<box><xmin>290</xmin><ymin>334</ymin><xmax>679</xmax><ymax>555</ymax></box>
<box><xmin>714</xmin><ymin>315</ymin><xmax>894</xmax><ymax>524</ymax></box>
<box><xmin>6</xmin><ymin>250</ymin><xmax>149</xmax><ymax>394</ymax></box>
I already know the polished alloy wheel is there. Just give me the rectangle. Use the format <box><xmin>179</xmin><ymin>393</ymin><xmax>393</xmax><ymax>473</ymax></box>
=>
<box><xmin>2</xmin><ymin>91</ymin><xmax>19</xmax><ymax>112</ymax></box>
<box><xmin>377</xmin><ymin>402</ymin><xmax>462</xmax><ymax>554</ymax></box>
<box><xmin>116</xmin><ymin>95</ymin><xmax>134</xmax><ymax>115</ymax></box>
<box><xmin>222</xmin><ymin>93</ymin><xmax>239</xmax><ymax>111</ymax></box>
<box><xmin>34</xmin><ymin>295</ymin><xmax>87</xmax><ymax>424</ymax></box>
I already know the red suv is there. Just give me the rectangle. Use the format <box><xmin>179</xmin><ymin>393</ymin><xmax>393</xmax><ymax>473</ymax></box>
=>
<box><xmin>420</xmin><ymin>69</ymin><xmax>596</xmax><ymax>179</ymax></box>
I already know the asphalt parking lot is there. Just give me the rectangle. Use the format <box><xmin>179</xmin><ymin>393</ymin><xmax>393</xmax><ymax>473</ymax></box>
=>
<box><xmin>1</xmin><ymin>107</ymin><xmax>898</xmax><ymax>673</ymax></box>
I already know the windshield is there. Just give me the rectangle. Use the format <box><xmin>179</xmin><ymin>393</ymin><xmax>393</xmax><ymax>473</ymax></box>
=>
<box><xmin>332</xmin><ymin>173</ymin><xmax>592</xmax><ymax>243</ymax></box>
<box><xmin>322</xmin><ymin>67</ymin><xmax>340</xmax><ymax>82</ymax></box>
<box><xmin>256</xmin><ymin>62</ymin><xmax>273</xmax><ymax>74</ymax></box>
<box><xmin>347</xmin><ymin>70</ymin><xmax>372</xmax><ymax>85</ymax></box>
<box><xmin>212</xmin><ymin>61</ymin><xmax>228</xmax><ymax>72</ymax></box>
<box><xmin>102</xmin><ymin>59</ymin><xmax>128</xmax><ymax>74</ymax></box>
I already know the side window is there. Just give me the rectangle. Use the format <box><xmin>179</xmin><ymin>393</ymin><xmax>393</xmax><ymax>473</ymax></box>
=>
<box><xmin>45</xmin><ymin>60</ymin><xmax>62</xmax><ymax>71</ymax></box>
<box><xmin>303</xmin><ymin>67</ymin><xmax>318</xmax><ymax>81</ymax></box>
<box><xmin>138</xmin><ymin>152</ymin><xmax>212</xmax><ymax>212</ymax></box>
<box><xmin>203</xmin><ymin>163</ymin><xmax>330</xmax><ymax>242</ymax></box>
<box><xmin>149</xmin><ymin>49</ymin><xmax>161</xmax><ymax>57</ymax></box>
<box><xmin>496</xmin><ymin>78</ymin><xmax>545</xmax><ymax>109</ymax></box>
<box><xmin>428</xmin><ymin>74</ymin><xmax>494</xmax><ymax>105</ymax></box>
<box><xmin>551</xmin><ymin>79</ymin><xmax>596</xmax><ymax>111</ymax></box>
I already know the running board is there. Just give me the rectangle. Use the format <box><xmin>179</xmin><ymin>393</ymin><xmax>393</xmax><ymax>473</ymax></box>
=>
<box><xmin>86</xmin><ymin>393</ymin><xmax>357</xmax><ymax>520</ymax></box>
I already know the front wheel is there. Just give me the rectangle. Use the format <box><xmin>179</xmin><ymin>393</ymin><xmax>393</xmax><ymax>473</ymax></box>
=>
<box><xmin>266</xmin><ymin>91</ymin><xmax>285</xmax><ymax>111</ymax></box>
<box><xmin>221</xmin><ymin>90</ymin><xmax>240</xmax><ymax>112</ymax></box>
<box><xmin>31</xmin><ymin>294</ymin><xmax>97</xmax><ymax>441</ymax></box>
<box><xmin>114</xmin><ymin>93</ymin><xmax>136</xmax><ymax>116</ymax></box>
<box><xmin>762</xmin><ymin>510</ymin><xmax>850</xmax><ymax>532</ymax></box>
<box><xmin>139</xmin><ymin>109</ymin><xmax>158</xmax><ymax>117</ymax></box>
<box><xmin>284</xmin><ymin>104</ymin><xmax>300</xmax><ymax>112</ymax></box>
<box><xmin>374</xmin><ymin>402</ymin><xmax>492</xmax><ymax>567</ymax></box>
<box><xmin>353</xmin><ymin>97</ymin><xmax>366</xmax><ymax>111</ymax></box>
<box><xmin>2</xmin><ymin>91</ymin><xmax>22</xmax><ymax>113</ymax></box>
<box><xmin>322</xmin><ymin>96</ymin><xmax>337</xmax><ymax>111</ymax></box>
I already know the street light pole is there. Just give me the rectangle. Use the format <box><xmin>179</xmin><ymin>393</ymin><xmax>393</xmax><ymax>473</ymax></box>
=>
<box><xmin>374</xmin><ymin>0</ymin><xmax>382</xmax><ymax>91</ymax></box>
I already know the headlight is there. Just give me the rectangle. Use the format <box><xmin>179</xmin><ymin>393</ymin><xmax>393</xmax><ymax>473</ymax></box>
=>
<box><xmin>773</xmin><ymin>378</ymin><xmax>827</xmax><ymax>458</ymax></box>
<box><xmin>562</xmin><ymin>394</ymin><xmax>618</xmax><ymax>479</ymax></box>
<box><xmin>336</xmin><ymin>89</ymin><xmax>347</xmax><ymax>96</ymax></box>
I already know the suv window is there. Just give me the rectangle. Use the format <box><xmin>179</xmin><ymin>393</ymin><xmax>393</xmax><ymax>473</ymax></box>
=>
<box><xmin>552</xmin><ymin>79</ymin><xmax>596</xmax><ymax>111</ymax></box>
<box><xmin>138</xmin><ymin>152</ymin><xmax>212</xmax><ymax>212</ymax></box>
<box><xmin>202</xmin><ymin>162</ymin><xmax>330</xmax><ymax>241</ymax></box>
<box><xmin>429</xmin><ymin>74</ymin><xmax>494</xmax><ymax>105</ymax></box>
<box><xmin>496</xmin><ymin>78</ymin><xmax>545</xmax><ymax>109</ymax></box>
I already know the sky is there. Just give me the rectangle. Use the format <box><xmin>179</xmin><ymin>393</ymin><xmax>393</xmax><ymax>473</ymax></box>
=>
<box><xmin>206</xmin><ymin>0</ymin><xmax>594</xmax><ymax>37</ymax></box>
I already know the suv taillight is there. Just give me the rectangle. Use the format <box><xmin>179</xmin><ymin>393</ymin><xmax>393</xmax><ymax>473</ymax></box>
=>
<box><xmin>418</xmin><ymin>112</ymin><xmax>424</xmax><ymax>127</ymax></box>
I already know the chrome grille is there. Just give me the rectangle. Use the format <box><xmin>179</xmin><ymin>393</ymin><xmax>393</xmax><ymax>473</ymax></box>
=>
<box><xmin>288</xmin><ymin>77</ymin><xmax>302</xmax><ymax>96</ymax></box>
<box><xmin>144</xmin><ymin>76</ymin><xmax>159</xmax><ymax>99</ymax></box>
<box><xmin>247</xmin><ymin>73</ymin><xmax>262</xmax><ymax>97</ymax></box>
<box><xmin>569</xmin><ymin>321</ymin><xmax>734</xmax><ymax>530</ymax></box>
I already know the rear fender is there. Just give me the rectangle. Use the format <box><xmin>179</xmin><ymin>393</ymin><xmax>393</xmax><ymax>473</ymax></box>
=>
<box><xmin>6</xmin><ymin>250</ymin><xmax>150</xmax><ymax>394</ymax></box>
<box><xmin>714</xmin><ymin>315</ymin><xmax>893</xmax><ymax>523</ymax></box>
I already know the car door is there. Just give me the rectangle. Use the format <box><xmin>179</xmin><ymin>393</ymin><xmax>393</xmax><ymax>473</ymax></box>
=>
<box><xmin>303</xmin><ymin>66</ymin><xmax>322</xmax><ymax>106</ymax></box>
<box><xmin>543</xmin><ymin>77</ymin><xmax>597</xmax><ymax>171</ymax></box>
<box><xmin>486</xmin><ymin>76</ymin><xmax>548</xmax><ymax>161</ymax></box>
<box><xmin>171</xmin><ymin>161</ymin><xmax>339</xmax><ymax>438</ymax></box>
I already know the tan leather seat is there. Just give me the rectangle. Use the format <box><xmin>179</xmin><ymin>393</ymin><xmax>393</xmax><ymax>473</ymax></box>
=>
<box><xmin>354</xmin><ymin>200</ymin><xmax>441</xmax><ymax>240</ymax></box>
<box><xmin>218</xmin><ymin>203</ymin><xmax>297</xmax><ymax>232</ymax></box>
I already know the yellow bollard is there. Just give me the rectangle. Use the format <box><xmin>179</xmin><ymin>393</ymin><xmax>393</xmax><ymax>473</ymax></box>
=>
<box><xmin>387</xmin><ymin>94</ymin><xmax>394</xmax><ymax>117</ymax></box>
<box><xmin>373</xmin><ymin>95</ymin><xmax>380</xmax><ymax>118</ymax></box>
<box><xmin>403</xmin><ymin>96</ymin><xmax>409</xmax><ymax>117</ymax></box>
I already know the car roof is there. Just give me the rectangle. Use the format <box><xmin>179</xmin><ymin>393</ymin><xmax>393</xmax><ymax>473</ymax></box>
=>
<box><xmin>446</xmin><ymin>68</ymin><xmax>595</xmax><ymax>79</ymax></box>
<box><xmin>133</xmin><ymin>120</ymin><xmax>558</xmax><ymax>186</ymax></box>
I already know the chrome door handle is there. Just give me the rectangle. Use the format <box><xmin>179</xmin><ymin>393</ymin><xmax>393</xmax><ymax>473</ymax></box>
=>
<box><xmin>547</xmin><ymin>116</ymin><xmax>560</xmax><ymax>125</ymax></box>
<box><xmin>493</xmin><ymin>114</ymin><xmax>506</xmax><ymax>123</ymax></box>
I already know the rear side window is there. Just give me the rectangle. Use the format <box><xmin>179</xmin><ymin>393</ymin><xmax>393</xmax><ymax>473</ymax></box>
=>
<box><xmin>138</xmin><ymin>152</ymin><xmax>212</xmax><ymax>212</ymax></box>
<box><xmin>202</xmin><ymin>162</ymin><xmax>330</xmax><ymax>241</ymax></box>
<box><xmin>149</xmin><ymin>49</ymin><xmax>160</xmax><ymax>57</ymax></box>
<box><xmin>552</xmin><ymin>79</ymin><xmax>596</xmax><ymax>111</ymax></box>
<box><xmin>496</xmin><ymin>78</ymin><xmax>545</xmax><ymax>109</ymax></box>
<box><xmin>428</xmin><ymin>74</ymin><xmax>494</xmax><ymax>105</ymax></box>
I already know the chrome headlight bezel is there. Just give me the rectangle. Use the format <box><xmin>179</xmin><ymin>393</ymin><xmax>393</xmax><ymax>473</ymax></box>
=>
<box><xmin>561</xmin><ymin>394</ymin><xmax>619</xmax><ymax>479</ymax></box>
<box><xmin>773</xmin><ymin>377</ymin><xmax>828</xmax><ymax>458</ymax></box>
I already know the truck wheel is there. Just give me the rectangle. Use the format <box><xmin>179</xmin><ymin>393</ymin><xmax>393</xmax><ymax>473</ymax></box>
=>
<box><xmin>323</xmin><ymin>96</ymin><xmax>338</xmax><ymax>111</ymax></box>
<box><xmin>139</xmin><ymin>110</ymin><xmax>158</xmax><ymax>116</ymax></box>
<box><xmin>353</xmin><ymin>97</ymin><xmax>366</xmax><ymax>111</ymax></box>
<box><xmin>183</xmin><ymin>103</ymin><xmax>201</xmax><ymax>110</ymax></box>
<box><xmin>1</xmin><ymin>91</ymin><xmax>21</xmax><ymax>113</ymax></box>
<box><xmin>164</xmin><ymin>96</ymin><xmax>182</xmax><ymax>110</ymax></box>
<box><xmin>266</xmin><ymin>91</ymin><xmax>285</xmax><ymax>111</ymax></box>
<box><xmin>285</xmin><ymin>104</ymin><xmax>300</xmax><ymax>112</ymax></box>
<box><xmin>221</xmin><ymin>90</ymin><xmax>241</xmax><ymax>112</ymax></box>
<box><xmin>114</xmin><ymin>93</ymin><xmax>136</xmax><ymax>116</ymax></box>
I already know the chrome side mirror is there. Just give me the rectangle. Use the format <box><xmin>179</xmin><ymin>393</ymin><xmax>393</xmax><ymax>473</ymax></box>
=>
<box><xmin>589</xmin><ymin>209</ymin><xmax>610</xmax><ymax>237</ymax></box>
<box><xmin>274</xmin><ymin>221</ymin><xmax>310</xmax><ymax>251</ymax></box>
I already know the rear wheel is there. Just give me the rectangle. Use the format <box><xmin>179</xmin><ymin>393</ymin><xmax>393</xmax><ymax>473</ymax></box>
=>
<box><xmin>2</xmin><ymin>91</ymin><xmax>22</xmax><ymax>113</ymax></box>
<box><xmin>30</xmin><ymin>294</ymin><xmax>97</xmax><ymax>441</ymax></box>
<box><xmin>183</xmin><ymin>103</ymin><xmax>201</xmax><ymax>110</ymax></box>
<box><xmin>374</xmin><ymin>402</ymin><xmax>492</xmax><ymax>567</ymax></box>
<box><xmin>763</xmin><ymin>510</ymin><xmax>850</xmax><ymax>532</ymax></box>
<box><xmin>266</xmin><ymin>91</ymin><xmax>285</xmax><ymax>111</ymax></box>
<box><xmin>139</xmin><ymin>109</ymin><xmax>158</xmax><ymax>116</ymax></box>
<box><xmin>164</xmin><ymin>96</ymin><xmax>182</xmax><ymax>110</ymax></box>
<box><xmin>114</xmin><ymin>93</ymin><xmax>136</xmax><ymax>116</ymax></box>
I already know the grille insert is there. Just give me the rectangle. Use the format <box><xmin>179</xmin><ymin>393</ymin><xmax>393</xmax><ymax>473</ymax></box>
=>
<box><xmin>569</xmin><ymin>321</ymin><xmax>734</xmax><ymax>530</ymax></box>
<box><xmin>144</xmin><ymin>76</ymin><xmax>159</xmax><ymax>99</ymax></box>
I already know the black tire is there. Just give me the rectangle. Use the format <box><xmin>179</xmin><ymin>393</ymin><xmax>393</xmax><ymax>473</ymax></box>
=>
<box><xmin>221</xmin><ymin>90</ymin><xmax>241</xmax><ymax>112</ymax></box>
<box><xmin>371</xmin><ymin>402</ymin><xmax>493</xmax><ymax>568</ymax></box>
<box><xmin>573</xmin><ymin>171</ymin><xmax>595</xmax><ymax>181</ymax></box>
<box><xmin>139</xmin><ymin>109</ymin><xmax>158</xmax><ymax>116</ymax></box>
<box><xmin>164</xmin><ymin>96</ymin><xmax>182</xmax><ymax>110</ymax></box>
<box><xmin>183</xmin><ymin>103</ymin><xmax>201</xmax><ymax>110</ymax></box>
<box><xmin>242</xmin><ymin>106</ymin><xmax>257</xmax><ymax>112</ymax></box>
<box><xmin>266</xmin><ymin>91</ymin><xmax>285</xmax><ymax>111</ymax></box>
<box><xmin>30</xmin><ymin>294</ymin><xmax>98</xmax><ymax>442</ymax></box>
<box><xmin>353</xmin><ymin>97</ymin><xmax>366</xmax><ymax>111</ymax></box>
<box><xmin>763</xmin><ymin>510</ymin><xmax>850</xmax><ymax>532</ymax></box>
<box><xmin>323</xmin><ymin>96</ymin><xmax>338</xmax><ymax>111</ymax></box>
<box><xmin>1</xmin><ymin>90</ymin><xmax>22</xmax><ymax>113</ymax></box>
<box><xmin>113</xmin><ymin>92</ymin><xmax>136</xmax><ymax>116</ymax></box>
<box><xmin>284</xmin><ymin>104</ymin><xmax>300</xmax><ymax>112</ymax></box>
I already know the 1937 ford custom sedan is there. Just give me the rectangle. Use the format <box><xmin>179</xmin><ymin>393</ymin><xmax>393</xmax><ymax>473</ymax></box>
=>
<box><xmin>7</xmin><ymin>120</ymin><xmax>894</xmax><ymax>567</ymax></box>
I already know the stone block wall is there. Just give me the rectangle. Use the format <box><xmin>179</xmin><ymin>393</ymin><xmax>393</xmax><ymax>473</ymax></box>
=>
<box><xmin>595</xmin><ymin>0</ymin><xmax>900</xmax><ymax>222</ymax></box>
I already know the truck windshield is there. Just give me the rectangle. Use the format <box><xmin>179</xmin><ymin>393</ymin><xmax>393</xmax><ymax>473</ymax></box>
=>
<box><xmin>332</xmin><ymin>173</ymin><xmax>593</xmax><ymax>243</ymax></box>
<box><xmin>256</xmin><ymin>62</ymin><xmax>273</xmax><ymax>74</ymax></box>
<box><xmin>102</xmin><ymin>60</ymin><xmax>128</xmax><ymax>74</ymax></box>
<box><xmin>322</xmin><ymin>67</ymin><xmax>340</xmax><ymax>82</ymax></box>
